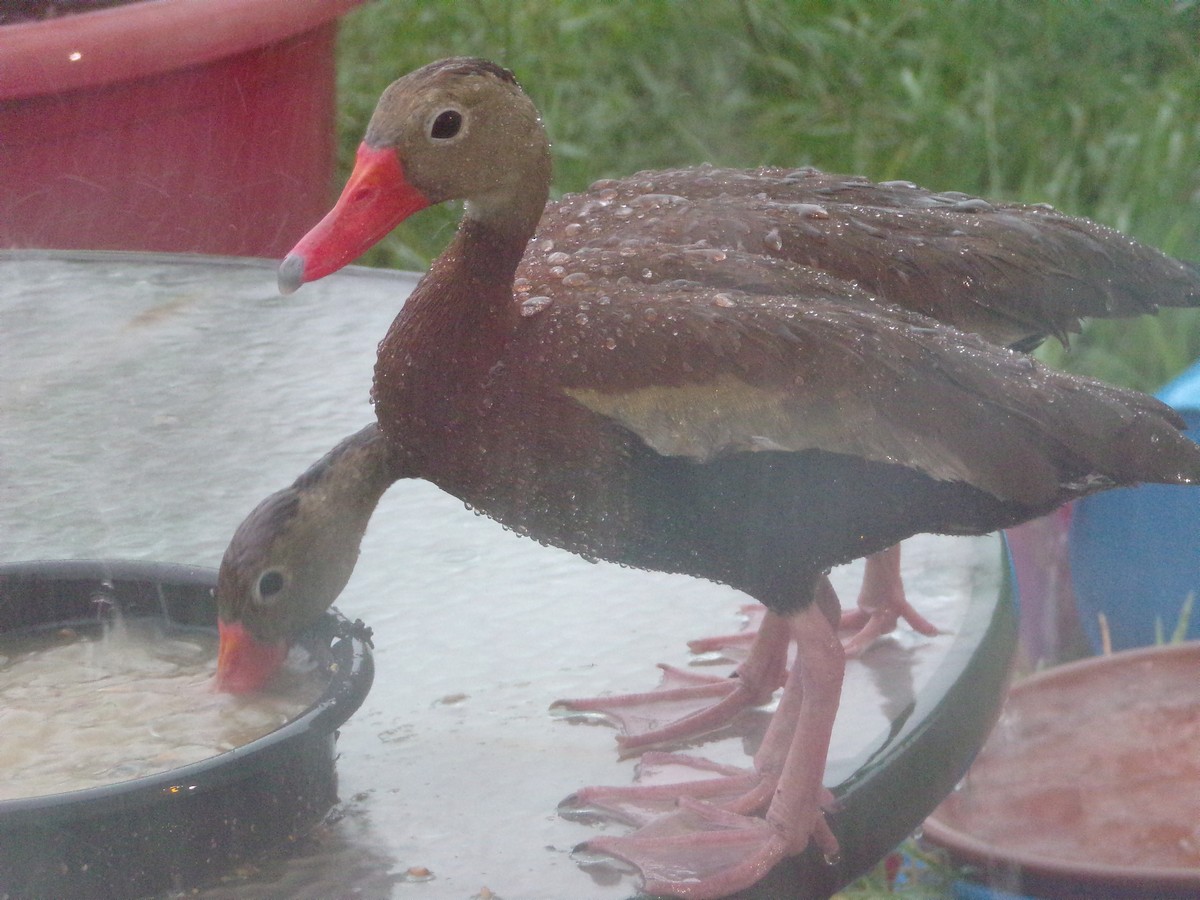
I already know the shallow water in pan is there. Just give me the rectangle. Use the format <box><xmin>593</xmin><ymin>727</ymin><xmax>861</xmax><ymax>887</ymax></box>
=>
<box><xmin>0</xmin><ymin>253</ymin><xmax>1006</xmax><ymax>899</ymax></box>
<box><xmin>934</xmin><ymin>646</ymin><xmax>1200</xmax><ymax>871</ymax></box>
<box><xmin>0</xmin><ymin>617</ymin><xmax>322</xmax><ymax>801</ymax></box>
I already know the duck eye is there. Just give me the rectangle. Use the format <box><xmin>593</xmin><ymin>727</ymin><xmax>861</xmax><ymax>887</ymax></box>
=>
<box><xmin>254</xmin><ymin>569</ymin><xmax>286</xmax><ymax>605</ymax></box>
<box><xmin>430</xmin><ymin>109</ymin><xmax>463</xmax><ymax>140</ymax></box>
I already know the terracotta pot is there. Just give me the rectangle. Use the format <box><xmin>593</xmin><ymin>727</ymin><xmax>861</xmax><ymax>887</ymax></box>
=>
<box><xmin>0</xmin><ymin>0</ymin><xmax>363</xmax><ymax>257</ymax></box>
<box><xmin>924</xmin><ymin>642</ymin><xmax>1200</xmax><ymax>899</ymax></box>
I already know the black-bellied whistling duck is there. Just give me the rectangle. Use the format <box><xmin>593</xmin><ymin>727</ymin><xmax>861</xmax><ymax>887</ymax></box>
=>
<box><xmin>215</xmin><ymin>424</ymin><xmax>393</xmax><ymax>692</ymax></box>
<box><xmin>215</xmin><ymin>58</ymin><xmax>1200</xmax><ymax>899</ymax></box>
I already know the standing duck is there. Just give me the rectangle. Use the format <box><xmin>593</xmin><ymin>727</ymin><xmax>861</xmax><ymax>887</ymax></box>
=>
<box><xmin>215</xmin><ymin>58</ymin><xmax>1200</xmax><ymax>899</ymax></box>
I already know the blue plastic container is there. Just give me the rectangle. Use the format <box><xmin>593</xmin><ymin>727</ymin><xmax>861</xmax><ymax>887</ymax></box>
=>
<box><xmin>1069</xmin><ymin>361</ymin><xmax>1200</xmax><ymax>652</ymax></box>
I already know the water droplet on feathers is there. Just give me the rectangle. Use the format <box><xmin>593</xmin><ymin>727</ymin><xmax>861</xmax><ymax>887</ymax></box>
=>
<box><xmin>629</xmin><ymin>193</ymin><xmax>687</xmax><ymax>208</ymax></box>
<box><xmin>521</xmin><ymin>296</ymin><xmax>552</xmax><ymax>317</ymax></box>
<box><xmin>792</xmin><ymin>202</ymin><xmax>829</xmax><ymax>219</ymax></box>
<box><xmin>950</xmin><ymin>197</ymin><xmax>994</xmax><ymax>213</ymax></box>
<box><xmin>684</xmin><ymin>247</ymin><xmax>727</xmax><ymax>263</ymax></box>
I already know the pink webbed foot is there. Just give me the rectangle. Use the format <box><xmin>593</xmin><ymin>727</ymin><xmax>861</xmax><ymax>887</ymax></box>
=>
<box><xmin>569</xmin><ymin>596</ymin><xmax>845</xmax><ymax>899</ymax></box>
<box><xmin>579</xmin><ymin>799</ymin><xmax>796</xmax><ymax>900</ymax></box>
<box><xmin>839</xmin><ymin>545</ymin><xmax>940</xmax><ymax>657</ymax></box>
<box><xmin>563</xmin><ymin>750</ymin><xmax>836</xmax><ymax>829</ymax></box>
<box><xmin>552</xmin><ymin>610</ymin><xmax>790</xmax><ymax>751</ymax></box>
<box><xmin>563</xmin><ymin>752</ymin><xmax>764</xmax><ymax>827</ymax></box>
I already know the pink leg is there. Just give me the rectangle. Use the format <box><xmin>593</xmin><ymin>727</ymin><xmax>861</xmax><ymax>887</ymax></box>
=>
<box><xmin>553</xmin><ymin>610</ymin><xmax>790</xmax><ymax>751</ymax></box>
<box><xmin>760</xmin><ymin>579</ymin><xmax>844</xmax><ymax>860</ymax></box>
<box><xmin>839</xmin><ymin>544</ymin><xmax>940</xmax><ymax>656</ymax></box>
<box><xmin>575</xmin><ymin>584</ymin><xmax>846</xmax><ymax>899</ymax></box>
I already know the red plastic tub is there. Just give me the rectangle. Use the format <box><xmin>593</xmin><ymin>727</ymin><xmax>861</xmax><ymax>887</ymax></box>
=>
<box><xmin>0</xmin><ymin>0</ymin><xmax>363</xmax><ymax>256</ymax></box>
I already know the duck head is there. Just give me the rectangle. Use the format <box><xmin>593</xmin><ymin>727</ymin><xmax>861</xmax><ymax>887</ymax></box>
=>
<box><xmin>279</xmin><ymin>57</ymin><xmax>551</xmax><ymax>293</ymax></box>
<box><xmin>215</xmin><ymin>425</ymin><xmax>395</xmax><ymax>692</ymax></box>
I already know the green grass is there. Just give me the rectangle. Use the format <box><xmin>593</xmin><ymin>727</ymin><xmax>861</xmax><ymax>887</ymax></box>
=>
<box><xmin>334</xmin><ymin>0</ymin><xmax>1200</xmax><ymax>390</ymax></box>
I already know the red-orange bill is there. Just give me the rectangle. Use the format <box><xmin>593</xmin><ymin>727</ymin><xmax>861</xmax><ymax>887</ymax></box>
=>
<box><xmin>215</xmin><ymin>619</ymin><xmax>288</xmax><ymax>694</ymax></box>
<box><xmin>279</xmin><ymin>143</ymin><xmax>430</xmax><ymax>294</ymax></box>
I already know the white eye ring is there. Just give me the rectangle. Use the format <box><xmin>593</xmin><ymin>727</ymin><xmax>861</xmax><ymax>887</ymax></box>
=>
<box><xmin>252</xmin><ymin>568</ymin><xmax>287</xmax><ymax>606</ymax></box>
<box><xmin>428</xmin><ymin>108</ymin><xmax>465</xmax><ymax>141</ymax></box>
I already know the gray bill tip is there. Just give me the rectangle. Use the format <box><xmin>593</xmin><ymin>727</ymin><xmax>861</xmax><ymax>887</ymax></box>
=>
<box><xmin>278</xmin><ymin>254</ymin><xmax>306</xmax><ymax>295</ymax></box>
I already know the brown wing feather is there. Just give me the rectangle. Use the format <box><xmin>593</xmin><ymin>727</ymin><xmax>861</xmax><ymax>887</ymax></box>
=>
<box><xmin>509</xmin><ymin>255</ymin><xmax>1198</xmax><ymax>506</ymax></box>
<box><xmin>529</xmin><ymin>166</ymin><xmax>1200</xmax><ymax>347</ymax></box>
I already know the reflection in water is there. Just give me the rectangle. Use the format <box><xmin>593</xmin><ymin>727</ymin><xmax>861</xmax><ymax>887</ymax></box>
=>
<box><xmin>862</xmin><ymin>640</ymin><xmax>920</xmax><ymax>731</ymax></box>
<box><xmin>187</xmin><ymin>793</ymin><xmax>411</xmax><ymax>899</ymax></box>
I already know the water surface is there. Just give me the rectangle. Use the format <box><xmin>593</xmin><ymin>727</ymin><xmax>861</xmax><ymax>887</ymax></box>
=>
<box><xmin>0</xmin><ymin>617</ymin><xmax>322</xmax><ymax>801</ymax></box>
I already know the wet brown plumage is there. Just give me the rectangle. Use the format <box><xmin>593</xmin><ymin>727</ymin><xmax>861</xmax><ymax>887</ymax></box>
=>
<box><xmin>530</xmin><ymin>164</ymin><xmax>1200</xmax><ymax>350</ymax></box>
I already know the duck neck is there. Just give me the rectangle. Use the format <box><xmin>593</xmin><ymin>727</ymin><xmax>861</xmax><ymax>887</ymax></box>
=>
<box><xmin>409</xmin><ymin>212</ymin><xmax>532</xmax><ymax>355</ymax></box>
<box><xmin>385</xmin><ymin>125</ymin><xmax>550</xmax><ymax>373</ymax></box>
<box><xmin>293</xmin><ymin>423</ymin><xmax>399</xmax><ymax>503</ymax></box>
<box><xmin>372</xmin><ymin>205</ymin><xmax>542</xmax><ymax>465</ymax></box>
